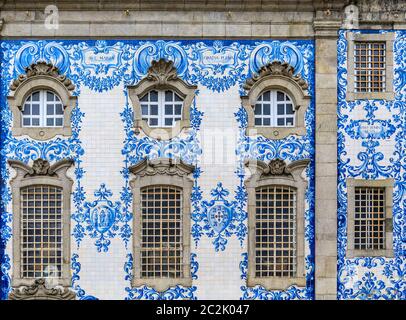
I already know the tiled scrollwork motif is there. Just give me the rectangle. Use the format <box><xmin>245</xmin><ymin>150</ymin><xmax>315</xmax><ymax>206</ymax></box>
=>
<box><xmin>1</xmin><ymin>39</ymin><xmax>315</xmax><ymax>300</ymax></box>
<box><xmin>337</xmin><ymin>30</ymin><xmax>406</xmax><ymax>300</ymax></box>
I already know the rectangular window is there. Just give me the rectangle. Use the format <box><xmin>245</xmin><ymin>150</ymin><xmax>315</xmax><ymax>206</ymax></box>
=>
<box><xmin>140</xmin><ymin>186</ymin><xmax>183</xmax><ymax>279</ymax></box>
<box><xmin>21</xmin><ymin>185</ymin><xmax>63</xmax><ymax>278</ymax></box>
<box><xmin>255</xmin><ymin>186</ymin><xmax>296</xmax><ymax>277</ymax></box>
<box><xmin>354</xmin><ymin>187</ymin><xmax>385</xmax><ymax>250</ymax></box>
<box><xmin>354</xmin><ymin>42</ymin><xmax>386</xmax><ymax>93</ymax></box>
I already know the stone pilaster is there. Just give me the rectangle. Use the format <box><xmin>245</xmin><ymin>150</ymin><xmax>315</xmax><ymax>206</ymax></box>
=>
<box><xmin>313</xmin><ymin>16</ymin><xmax>341</xmax><ymax>300</ymax></box>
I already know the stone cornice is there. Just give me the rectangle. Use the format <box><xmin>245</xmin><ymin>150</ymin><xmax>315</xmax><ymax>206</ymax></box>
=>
<box><xmin>0</xmin><ymin>1</ymin><xmax>350</xmax><ymax>12</ymax></box>
<box><xmin>243</xmin><ymin>61</ymin><xmax>308</xmax><ymax>92</ymax></box>
<box><xmin>9</xmin><ymin>62</ymin><xmax>75</xmax><ymax>92</ymax></box>
<box><xmin>129</xmin><ymin>158</ymin><xmax>195</xmax><ymax>178</ymax></box>
<box><xmin>8</xmin><ymin>158</ymin><xmax>74</xmax><ymax>177</ymax></box>
<box><xmin>245</xmin><ymin>158</ymin><xmax>311</xmax><ymax>178</ymax></box>
<box><xmin>8</xmin><ymin>279</ymin><xmax>76</xmax><ymax>300</ymax></box>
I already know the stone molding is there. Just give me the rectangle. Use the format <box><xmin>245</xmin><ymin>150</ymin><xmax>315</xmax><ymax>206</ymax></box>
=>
<box><xmin>127</xmin><ymin>59</ymin><xmax>197</xmax><ymax>140</ymax></box>
<box><xmin>244</xmin><ymin>158</ymin><xmax>310</xmax><ymax>290</ymax></box>
<box><xmin>9</xmin><ymin>279</ymin><xmax>76</xmax><ymax>300</ymax></box>
<box><xmin>129</xmin><ymin>157</ymin><xmax>194</xmax><ymax>291</ymax></box>
<box><xmin>241</xmin><ymin>61</ymin><xmax>311</xmax><ymax>140</ymax></box>
<box><xmin>7</xmin><ymin>62</ymin><xmax>77</xmax><ymax>141</ymax></box>
<box><xmin>7</xmin><ymin>158</ymin><xmax>74</xmax><ymax>295</ymax></box>
<box><xmin>129</xmin><ymin>157</ymin><xmax>195</xmax><ymax>178</ymax></box>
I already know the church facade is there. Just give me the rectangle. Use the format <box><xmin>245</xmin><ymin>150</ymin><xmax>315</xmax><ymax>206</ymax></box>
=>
<box><xmin>0</xmin><ymin>0</ymin><xmax>405</xmax><ymax>300</ymax></box>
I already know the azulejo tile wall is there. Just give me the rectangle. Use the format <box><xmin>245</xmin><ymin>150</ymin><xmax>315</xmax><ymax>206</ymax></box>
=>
<box><xmin>0</xmin><ymin>39</ymin><xmax>315</xmax><ymax>300</ymax></box>
<box><xmin>337</xmin><ymin>30</ymin><xmax>406</xmax><ymax>300</ymax></box>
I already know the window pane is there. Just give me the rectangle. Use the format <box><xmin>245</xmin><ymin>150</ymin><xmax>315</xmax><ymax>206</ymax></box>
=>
<box><xmin>55</xmin><ymin>118</ymin><xmax>63</xmax><ymax>126</ymax></box>
<box><xmin>32</xmin><ymin>118</ymin><xmax>40</xmax><ymax>126</ymax></box>
<box><xmin>165</xmin><ymin>91</ymin><xmax>173</xmax><ymax>102</ymax></box>
<box><xmin>47</xmin><ymin>105</ymin><xmax>54</xmax><ymax>115</ymax></box>
<box><xmin>263</xmin><ymin>104</ymin><xmax>271</xmax><ymax>115</ymax></box>
<box><xmin>150</xmin><ymin>105</ymin><xmax>158</xmax><ymax>115</ymax></box>
<box><xmin>55</xmin><ymin>104</ymin><xmax>63</xmax><ymax>115</ymax></box>
<box><xmin>150</xmin><ymin>90</ymin><xmax>158</xmax><ymax>102</ymax></box>
<box><xmin>174</xmin><ymin>105</ymin><xmax>182</xmax><ymax>115</ymax></box>
<box><xmin>165</xmin><ymin>118</ymin><xmax>173</xmax><ymax>126</ymax></box>
<box><xmin>47</xmin><ymin>118</ymin><xmax>54</xmax><ymax>126</ymax></box>
<box><xmin>22</xmin><ymin>104</ymin><xmax>31</xmax><ymax>115</ymax></box>
<box><xmin>32</xmin><ymin>92</ymin><xmax>40</xmax><ymax>101</ymax></box>
<box><xmin>141</xmin><ymin>105</ymin><xmax>148</xmax><ymax>115</ymax></box>
<box><xmin>165</xmin><ymin>105</ymin><xmax>173</xmax><ymax>115</ymax></box>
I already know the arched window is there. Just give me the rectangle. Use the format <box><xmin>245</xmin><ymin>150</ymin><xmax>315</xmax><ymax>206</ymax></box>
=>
<box><xmin>8</xmin><ymin>62</ymin><xmax>76</xmax><ymax>140</ymax></box>
<box><xmin>254</xmin><ymin>90</ymin><xmax>295</xmax><ymax>127</ymax></box>
<box><xmin>140</xmin><ymin>90</ymin><xmax>183</xmax><ymax>128</ymax></box>
<box><xmin>241</xmin><ymin>61</ymin><xmax>310</xmax><ymax>140</ymax></box>
<box><xmin>22</xmin><ymin>90</ymin><xmax>64</xmax><ymax>128</ymax></box>
<box><xmin>128</xmin><ymin>59</ymin><xmax>196</xmax><ymax>140</ymax></box>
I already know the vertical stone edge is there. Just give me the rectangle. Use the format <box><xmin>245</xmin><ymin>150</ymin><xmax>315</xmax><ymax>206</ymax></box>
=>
<box><xmin>313</xmin><ymin>16</ymin><xmax>342</xmax><ymax>300</ymax></box>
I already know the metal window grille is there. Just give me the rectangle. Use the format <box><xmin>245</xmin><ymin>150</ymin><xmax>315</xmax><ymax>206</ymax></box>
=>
<box><xmin>354</xmin><ymin>187</ymin><xmax>386</xmax><ymax>250</ymax></box>
<box><xmin>255</xmin><ymin>186</ymin><xmax>297</xmax><ymax>277</ymax></box>
<box><xmin>354</xmin><ymin>42</ymin><xmax>386</xmax><ymax>93</ymax></box>
<box><xmin>22</xmin><ymin>90</ymin><xmax>64</xmax><ymax>127</ymax></box>
<box><xmin>254</xmin><ymin>90</ymin><xmax>295</xmax><ymax>127</ymax></box>
<box><xmin>140</xmin><ymin>90</ymin><xmax>183</xmax><ymax>127</ymax></box>
<box><xmin>140</xmin><ymin>186</ymin><xmax>183</xmax><ymax>278</ymax></box>
<box><xmin>21</xmin><ymin>185</ymin><xmax>63</xmax><ymax>278</ymax></box>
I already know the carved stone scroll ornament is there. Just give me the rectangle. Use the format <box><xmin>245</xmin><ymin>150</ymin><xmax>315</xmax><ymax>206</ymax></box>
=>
<box><xmin>8</xmin><ymin>158</ymin><xmax>74</xmax><ymax>177</ymax></box>
<box><xmin>243</xmin><ymin>61</ymin><xmax>308</xmax><ymax>92</ymax></box>
<box><xmin>245</xmin><ymin>158</ymin><xmax>310</xmax><ymax>178</ymax></box>
<box><xmin>9</xmin><ymin>61</ymin><xmax>75</xmax><ymax>92</ymax></box>
<box><xmin>146</xmin><ymin>59</ymin><xmax>179</xmax><ymax>87</ymax></box>
<box><xmin>8</xmin><ymin>279</ymin><xmax>76</xmax><ymax>300</ymax></box>
<box><xmin>129</xmin><ymin>157</ymin><xmax>195</xmax><ymax>178</ymax></box>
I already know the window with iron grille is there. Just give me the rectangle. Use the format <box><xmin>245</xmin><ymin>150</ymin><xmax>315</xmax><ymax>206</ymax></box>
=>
<box><xmin>140</xmin><ymin>90</ymin><xmax>183</xmax><ymax>128</ymax></box>
<box><xmin>22</xmin><ymin>90</ymin><xmax>64</xmax><ymax>127</ymax></box>
<box><xmin>140</xmin><ymin>185</ymin><xmax>183</xmax><ymax>279</ymax></box>
<box><xmin>20</xmin><ymin>185</ymin><xmax>63</xmax><ymax>279</ymax></box>
<box><xmin>354</xmin><ymin>42</ymin><xmax>386</xmax><ymax>93</ymax></box>
<box><xmin>354</xmin><ymin>187</ymin><xmax>386</xmax><ymax>250</ymax></box>
<box><xmin>255</xmin><ymin>185</ymin><xmax>297</xmax><ymax>277</ymax></box>
<box><xmin>254</xmin><ymin>90</ymin><xmax>295</xmax><ymax>127</ymax></box>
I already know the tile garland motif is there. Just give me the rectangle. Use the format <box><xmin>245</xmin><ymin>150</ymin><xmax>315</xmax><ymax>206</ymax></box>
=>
<box><xmin>337</xmin><ymin>29</ymin><xmax>406</xmax><ymax>300</ymax></box>
<box><xmin>0</xmin><ymin>39</ymin><xmax>315</xmax><ymax>300</ymax></box>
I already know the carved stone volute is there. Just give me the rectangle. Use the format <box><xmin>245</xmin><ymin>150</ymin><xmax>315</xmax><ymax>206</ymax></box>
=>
<box><xmin>146</xmin><ymin>59</ymin><xmax>179</xmax><ymax>87</ymax></box>
<box><xmin>9</xmin><ymin>61</ymin><xmax>75</xmax><ymax>92</ymax></box>
<box><xmin>243</xmin><ymin>61</ymin><xmax>308</xmax><ymax>92</ymax></box>
<box><xmin>8</xmin><ymin>278</ymin><xmax>76</xmax><ymax>300</ymax></box>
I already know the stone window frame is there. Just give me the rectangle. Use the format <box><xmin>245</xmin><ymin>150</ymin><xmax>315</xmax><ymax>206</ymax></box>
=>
<box><xmin>346</xmin><ymin>178</ymin><xmax>394</xmax><ymax>258</ymax></box>
<box><xmin>127</xmin><ymin>59</ymin><xmax>197</xmax><ymax>140</ymax></box>
<box><xmin>7</xmin><ymin>158</ymin><xmax>75</xmax><ymax>300</ymax></box>
<box><xmin>7</xmin><ymin>62</ymin><xmax>77</xmax><ymax>141</ymax></box>
<box><xmin>346</xmin><ymin>31</ymin><xmax>395</xmax><ymax>101</ymax></box>
<box><xmin>241</xmin><ymin>61</ymin><xmax>311</xmax><ymax>140</ymax></box>
<box><xmin>129</xmin><ymin>157</ymin><xmax>194</xmax><ymax>291</ymax></box>
<box><xmin>244</xmin><ymin>158</ymin><xmax>310</xmax><ymax>290</ymax></box>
